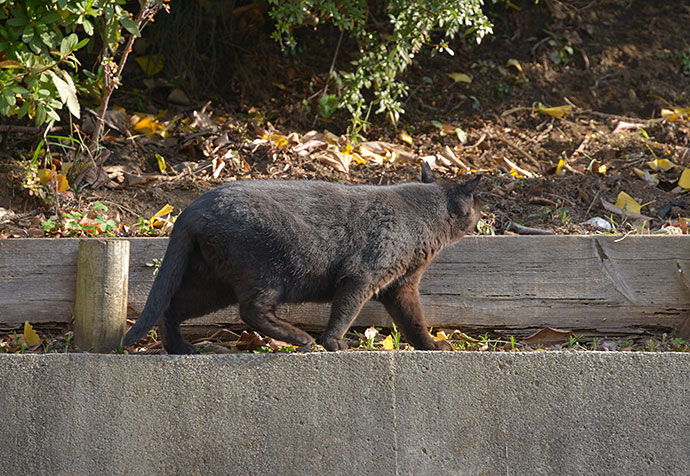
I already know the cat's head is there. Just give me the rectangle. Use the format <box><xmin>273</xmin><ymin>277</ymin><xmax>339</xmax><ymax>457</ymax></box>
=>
<box><xmin>421</xmin><ymin>162</ymin><xmax>481</xmax><ymax>235</ymax></box>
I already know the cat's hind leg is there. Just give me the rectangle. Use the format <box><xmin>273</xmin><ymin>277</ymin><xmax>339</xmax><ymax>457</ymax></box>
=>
<box><xmin>238</xmin><ymin>291</ymin><xmax>314</xmax><ymax>347</ymax></box>
<box><xmin>160</xmin><ymin>270</ymin><xmax>236</xmax><ymax>354</ymax></box>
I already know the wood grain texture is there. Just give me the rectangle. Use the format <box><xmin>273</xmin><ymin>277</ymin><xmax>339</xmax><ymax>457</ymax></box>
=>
<box><xmin>74</xmin><ymin>240</ymin><xmax>129</xmax><ymax>352</ymax></box>
<box><xmin>1</xmin><ymin>236</ymin><xmax>689</xmax><ymax>336</ymax></box>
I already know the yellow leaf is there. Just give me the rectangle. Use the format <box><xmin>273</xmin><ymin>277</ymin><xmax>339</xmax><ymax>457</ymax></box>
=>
<box><xmin>506</xmin><ymin>58</ymin><xmax>523</xmax><ymax>73</ymax></box>
<box><xmin>261</xmin><ymin>133</ymin><xmax>288</xmax><ymax>148</ymax></box>
<box><xmin>150</xmin><ymin>204</ymin><xmax>174</xmax><ymax>227</ymax></box>
<box><xmin>448</xmin><ymin>72</ymin><xmax>472</xmax><ymax>84</ymax></box>
<box><xmin>646</xmin><ymin>158</ymin><xmax>677</xmax><ymax>171</ymax></box>
<box><xmin>359</xmin><ymin>145</ymin><xmax>386</xmax><ymax>165</ymax></box>
<box><xmin>381</xmin><ymin>335</ymin><xmax>395</xmax><ymax>351</ymax></box>
<box><xmin>539</xmin><ymin>105</ymin><xmax>572</xmax><ymax>119</ymax></box>
<box><xmin>135</xmin><ymin>55</ymin><xmax>164</xmax><ymax>76</ymax></box>
<box><xmin>679</xmin><ymin>168</ymin><xmax>690</xmax><ymax>189</ymax></box>
<box><xmin>433</xmin><ymin>330</ymin><xmax>449</xmax><ymax>342</ymax></box>
<box><xmin>555</xmin><ymin>159</ymin><xmax>566</xmax><ymax>176</ymax></box>
<box><xmin>23</xmin><ymin>321</ymin><xmax>41</xmax><ymax>346</ymax></box>
<box><xmin>505</xmin><ymin>0</ymin><xmax>521</xmax><ymax>10</ymax></box>
<box><xmin>133</xmin><ymin>116</ymin><xmax>162</xmax><ymax>135</ymax></box>
<box><xmin>155</xmin><ymin>153</ymin><xmax>168</xmax><ymax>173</ymax></box>
<box><xmin>661</xmin><ymin>108</ymin><xmax>680</xmax><ymax>122</ymax></box>
<box><xmin>37</xmin><ymin>169</ymin><xmax>69</xmax><ymax>191</ymax></box>
<box><xmin>661</xmin><ymin>107</ymin><xmax>690</xmax><ymax>122</ymax></box>
<box><xmin>55</xmin><ymin>173</ymin><xmax>69</xmax><ymax>192</ymax></box>
<box><xmin>400</xmin><ymin>130</ymin><xmax>413</xmax><ymax>146</ymax></box>
<box><xmin>615</xmin><ymin>192</ymin><xmax>642</xmax><ymax>215</ymax></box>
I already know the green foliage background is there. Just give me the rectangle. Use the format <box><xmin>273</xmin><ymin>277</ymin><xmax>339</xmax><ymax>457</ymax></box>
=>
<box><xmin>0</xmin><ymin>0</ymin><xmax>493</xmax><ymax>129</ymax></box>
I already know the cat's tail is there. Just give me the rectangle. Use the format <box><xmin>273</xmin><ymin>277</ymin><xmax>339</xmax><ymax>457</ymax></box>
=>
<box><xmin>123</xmin><ymin>223</ymin><xmax>194</xmax><ymax>347</ymax></box>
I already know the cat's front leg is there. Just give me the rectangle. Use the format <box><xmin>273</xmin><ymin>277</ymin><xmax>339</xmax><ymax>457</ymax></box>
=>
<box><xmin>378</xmin><ymin>281</ymin><xmax>451</xmax><ymax>351</ymax></box>
<box><xmin>321</xmin><ymin>280</ymin><xmax>374</xmax><ymax>351</ymax></box>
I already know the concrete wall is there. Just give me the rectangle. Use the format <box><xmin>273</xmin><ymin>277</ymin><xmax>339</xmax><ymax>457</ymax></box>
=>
<box><xmin>1</xmin><ymin>352</ymin><xmax>689</xmax><ymax>476</ymax></box>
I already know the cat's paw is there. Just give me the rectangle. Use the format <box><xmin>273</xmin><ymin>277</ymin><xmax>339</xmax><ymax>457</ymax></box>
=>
<box><xmin>432</xmin><ymin>340</ymin><xmax>453</xmax><ymax>351</ymax></box>
<box><xmin>165</xmin><ymin>341</ymin><xmax>197</xmax><ymax>355</ymax></box>
<box><xmin>320</xmin><ymin>336</ymin><xmax>349</xmax><ymax>351</ymax></box>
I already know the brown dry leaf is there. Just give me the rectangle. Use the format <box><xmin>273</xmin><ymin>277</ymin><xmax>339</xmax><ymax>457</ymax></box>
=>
<box><xmin>235</xmin><ymin>331</ymin><xmax>267</xmax><ymax>351</ymax></box>
<box><xmin>600</xmin><ymin>198</ymin><xmax>654</xmax><ymax>221</ymax></box>
<box><xmin>315</xmin><ymin>149</ymin><xmax>350</xmax><ymax>174</ymax></box>
<box><xmin>611</xmin><ymin>121</ymin><xmax>644</xmax><ymax>135</ymax></box>
<box><xmin>522</xmin><ymin>327</ymin><xmax>574</xmax><ymax>346</ymax></box>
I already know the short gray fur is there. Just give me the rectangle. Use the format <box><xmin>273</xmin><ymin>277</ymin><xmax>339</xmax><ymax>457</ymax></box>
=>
<box><xmin>1</xmin><ymin>352</ymin><xmax>689</xmax><ymax>475</ymax></box>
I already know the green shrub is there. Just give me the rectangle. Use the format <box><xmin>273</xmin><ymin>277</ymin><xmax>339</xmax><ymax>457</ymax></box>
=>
<box><xmin>0</xmin><ymin>0</ymin><xmax>154</xmax><ymax>127</ymax></box>
<box><xmin>268</xmin><ymin>0</ymin><xmax>493</xmax><ymax>127</ymax></box>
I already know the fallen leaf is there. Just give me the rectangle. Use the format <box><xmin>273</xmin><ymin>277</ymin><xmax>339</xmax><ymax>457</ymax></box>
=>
<box><xmin>150</xmin><ymin>204</ymin><xmax>174</xmax><ymax>227</ymax></box>
<box><xmin>661</xmin><ymin>107</ymin><xmax>690</xmax><ymax>122</ymax></box>
<box><xmin>632</xmin><ymin>167</ymin><xmax>659</xmax><ymax>186</ymax></box>
<box><xmin>358</xmin><ymin>145</ymin><xmax>386</xmax><ymax>165</ymax></box>
<box><xmin>611</xmin><ymin>121</ymin><xmax>644</xmax><ymax>134</ymax></box>
<box><xmin>315</xmin><ymin>149</ymin><xmax>350</xmax><ymax>174</ymax></box>
<box><xmin>506</xmin><ymin>58</ymin><xmax>523</xmax><ymax>74</ymax></box>
<box><xmin>135</xmin><ymin>55</ymin><xmax>164</xmax><ymax>76</ymax></box>
<box><xmin>522</xmin><ymin>327</ymin><xmax>574</xmax><ymax>346</ymax></box>
<box><xmin>646</xmin><ymin>158</ymin><xmax>676</xmax><ymax>171</ymax></box>
<box><xmin>433</xmin><ymin>330</ymin><xmax>449</xmax><ymax>342</ymax></box>
<box><xmin>400</xmin><ymin>130</ymin><xmax>413</xmax><ymax>146</ymax></box>
<box><xmin>538</xmin><ymin>104</ymin><xmax>572</xmax><ymax>119</ymax></box>
<box><xmin>235</xmin><ymin>331</ymin><xmax>267</xmax><ymax>351</ymax></box>
<box><xmin>133</xmin><ymin>116</ymin><xmax>163</xmax><ymax>135</ymax></box>
<box><xmin>679</xmin><ymin>168</ymin><xmax>690</xmax><ymax>189</ymax></box>
<box><xmin>381</xmin><ymin>335</ymin><xmax>395</xmax><ymax>350</ymax></box>
<box><xmin>155</xmin><ymin>153</ymin><xmax>168</xmax><ymax>174</ymax></box>
<box><xmin>600</xmin><ymin>198</ymin><xmax>654</xmax><ymax>221</ymax></box>
<box><xmin>448</xmin><ymin>72</ymin><xmax>472</xmax><ymax>84</ymax></box>
<box><xmin>37</xmin><ymin>169</ymin><xmax>69</xmax><ymax>192</ymax></box>
<box><xmin>23</xmin><ymin>321</ymin><xmax>41</xmax><ymax>346</ymax></box>
<box><xmin>615</xmin><ymin>191</ymin><xmax>642</xmax><ymax>215</ymax></box>
<box><xmin>555</xmin><ymin>158</ymin><xmax>566</xmax><ymax>176</ymax></box>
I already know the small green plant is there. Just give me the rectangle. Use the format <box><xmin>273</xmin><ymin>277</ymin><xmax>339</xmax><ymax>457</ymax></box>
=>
<box><xmin>589</xmin><ymin>337</ymin><xmax>599</xmax><ymax>351</ymax></box>
<box><xmin>566</xmin><ymin>334</ymin><xmax>580</xmax><ymax>348</ymax></box>
<box><xmin>680</xmin><ymin>40</ymin><xmax>690</xmax><ymax>75</ymax></box>
<box><xmin>476</xmin><ymin>218</ymin><xmax>496</xmax><ymax>235</ymax></box>
<box><xmin>390</xmin><ymin>323</ymin><xmax>402</xmax><ymax>350</ymax></box>
<box><xmin>145</xmin><ymin>258</ymin><xmax>163</xmax><ymax>277</ymax></box>
<box><xmin>64</xmin><ymin>331</ymin><xmax>73</xmax><ymax>352</ymax></box>
<box><xmin>671</xmin><ymin>337</ymin><xmax>688</xmax><ymax>351</ymax></box>
<box><xmin>54</xmin><ymin>201</ymin><xmax>118</xmax><ymax>237</ymax></box>
<box><xmin>544</xmin><ymin>29</ymin><xmax>574</xmax><ymax>65</ymax></box>
<box><xmin>619</xmin><ymin>337</ymin><xmax>634</xmax><ymax>349</ymax></box>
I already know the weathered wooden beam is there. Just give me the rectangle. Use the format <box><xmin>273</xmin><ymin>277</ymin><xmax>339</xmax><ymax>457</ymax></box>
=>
<box><xmin>1</xmin><ymin>236</ymin><xmax>689</xmax><ymax>337</ymax></box>
<box><xmin>73</xmin><ymin>239</ymin><xmax>129</xmax><ymax>352</ymax></box>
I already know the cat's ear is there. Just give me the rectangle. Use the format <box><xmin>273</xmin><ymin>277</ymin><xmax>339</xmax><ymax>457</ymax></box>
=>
<box><xmin>421</xmin><ymin>162</ymin><xmax>436</xmax><ymax>183</ymax></box>
<box><xmin>461</xmin><ymin>174</ymin><xmax>481</xmax><ymax>193</ymax></box>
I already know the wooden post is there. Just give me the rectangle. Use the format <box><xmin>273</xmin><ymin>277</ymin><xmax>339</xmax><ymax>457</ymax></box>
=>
<box><xmin>74</xmin><ymin>239</ymin><xmax>129</xmax><ymax>352</ymax></box>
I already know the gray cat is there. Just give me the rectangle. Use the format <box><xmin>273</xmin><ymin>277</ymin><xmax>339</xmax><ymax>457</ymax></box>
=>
<box><xmin>124</xmin><ymin>164</ymin><xmax>480</xmax><ymax>353</ymax></box>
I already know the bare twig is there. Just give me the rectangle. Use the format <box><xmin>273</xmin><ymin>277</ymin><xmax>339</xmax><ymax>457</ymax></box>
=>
<box><xmin>312</xmin><ymin>28</ymin><xmax>345</xmax><ymax>127</ymax></box>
